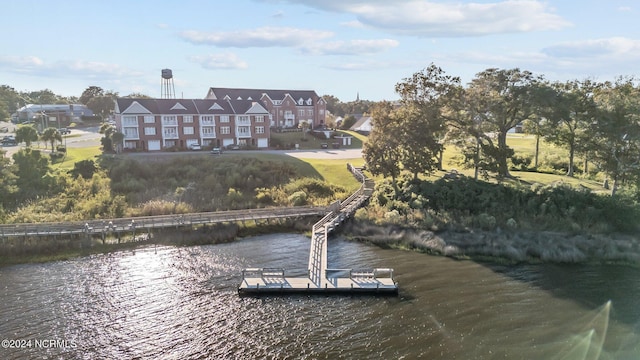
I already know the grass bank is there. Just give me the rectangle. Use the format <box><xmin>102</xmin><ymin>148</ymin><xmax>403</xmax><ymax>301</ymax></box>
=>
<box><xmin>345</xmin><ymin>221</ymin><xmax>640</xmax><ymax>267</ymax></box>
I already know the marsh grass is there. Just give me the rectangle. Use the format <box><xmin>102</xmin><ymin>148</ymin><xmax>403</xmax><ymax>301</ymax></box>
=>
<box><xmin>347</xmin><ymin>221</ymin><xmax>640</xmax><ymax>266</ymax></box>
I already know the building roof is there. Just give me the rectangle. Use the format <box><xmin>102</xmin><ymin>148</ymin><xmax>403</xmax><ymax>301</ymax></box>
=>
<box><xmin>114</xmin><ymin>98</ymin><xmax>269</xmax><ymax>115</ymax></box>
<box><xmin>350</xmin><ymin>116</ymin><xmax>373</xmax><ymax>131</ymax></box>
<box><xmin>206</xmin><ymin>87</ymin><xmax>323</xmax><ymax>105</ymax></box>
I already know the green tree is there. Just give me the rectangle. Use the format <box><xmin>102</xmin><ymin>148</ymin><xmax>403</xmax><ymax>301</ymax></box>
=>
<box><xmin>0</xmin><ymin>103</ymin><xmax>10</xmax><ymax>122</ymax></box>
<box><xmin>79</xmin><ymin>86</ymin><xmax>105</xmax><ymax>105</ymax></box>
<box><xmin>0</xmin><ymin>149</ymin><xmax>18</xmax><ymax>210</ymax></box>
<box><xmin>40</xmin><ymin>127</ymin><xmax>62</xmax><ymax>151</ymax></box>
<box><xmin>395</xmin><ymin>63</ymin><xmax>461</xmax><ymax>171</ymax></box>
<box><xmin>70</xmin><ymin>159</ymin><xmax>97</xmax><ymax>179</ymax></box>
<box><xmin>99</xmin><ymin>123</ymin><xmax>116</xmax><ymax>152</ymax></box>
<box><xmin>25</xmin><ymin>89</ymin><xmax>65</xmax><ymax>104</ymax></box>
<box><xmin>363</xmin><ymin>102</ymin><xmax>404</xmax><ymax>193</ymax></box>
<box><xmin>80</xmin><ymin>86</ymin><xmax>116</xmax><ymax>120</ymax></box>
<box><xmin>395</xmin><ymin>104</ymin><xmax>442</xmax><ymax>179</ymax></box>
<box><xmin>340</xmin><ymin>115</ymin><xmax>357</xmax><ymax>130</ymax></box>
<box><xmin>466</xmin><ymin>68</ymin><xmax>542</xmax><ymax>178</ymax></box>
<box><xmin>112</xmin><ymin>131</ymin><xmax>125</xmax><ymax>153</ymax></box>
<box><xmin>590</xmin><ymin>77</ymin><xmax>640</xmax><ymax>195</ymax></box>
<box><xmin>12</xmin><ymin>148</ymin><xmax>53</xmax><ymax>201</ymax></box>
<box><xmin>298</xmin><ymin>120</ymin><xmax>310</xmax><ymax>139</ymax></box>
<box><xmin>538</xmin><ymin>80</ymin><xmax>599</xmax><ymax>176</ymax></box>
<box><xmin>14</xmin><ymin>125</ymin><xmax>39</xmax><ymax>147</ymax></box>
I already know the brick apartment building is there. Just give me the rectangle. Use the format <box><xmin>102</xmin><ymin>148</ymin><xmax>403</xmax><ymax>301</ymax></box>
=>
<box><xmin>205</xmin><ymin>87</ymin><xmax>327</xmax><ymax>129</ymax></box>
<box><xmin>114</xmin><ymin>98</ymin><xmax>270</xmax><ymax>151</ymax></box>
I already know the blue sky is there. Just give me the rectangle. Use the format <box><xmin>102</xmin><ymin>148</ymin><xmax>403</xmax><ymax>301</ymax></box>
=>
<box><xmin>2</xmin><ymin>0</ymin><xmax>639</xmax><ymax>102</ymax></box>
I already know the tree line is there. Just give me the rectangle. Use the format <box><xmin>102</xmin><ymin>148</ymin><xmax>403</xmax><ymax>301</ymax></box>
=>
<box><xmin>363</xmin><ymin>64</ymin><xmax>640</xmax><ymax>196</ymax></box>
<box><xmin>0</xmin><ymin>85</ymin><xmax>152</xmax><ymax>123</ymax></box>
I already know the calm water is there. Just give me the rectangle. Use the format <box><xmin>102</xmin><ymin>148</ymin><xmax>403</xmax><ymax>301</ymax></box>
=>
<box><xmin>1</xmin><ymin>233</ymin><xmax>639</xmax><ymax>359</ymax></box>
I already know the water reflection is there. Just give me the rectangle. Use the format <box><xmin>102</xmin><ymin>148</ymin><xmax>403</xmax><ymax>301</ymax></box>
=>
<box><xmin>0</xmin><ymin>234</ymin><xmax>638</xmax><ymax>359</ymax></box>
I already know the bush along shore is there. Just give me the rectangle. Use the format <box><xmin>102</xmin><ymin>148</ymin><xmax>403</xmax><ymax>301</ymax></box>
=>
<box><xmin>348</xmin><ymin>174</ymin><xmax>640</xmax><ymax>266</ymax></box>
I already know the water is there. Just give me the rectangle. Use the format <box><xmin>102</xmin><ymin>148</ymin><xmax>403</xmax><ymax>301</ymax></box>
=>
<box><xmin>1</xmin><ymin>233</ymin><xmax>639</xmax><ymax>359</ymax></box>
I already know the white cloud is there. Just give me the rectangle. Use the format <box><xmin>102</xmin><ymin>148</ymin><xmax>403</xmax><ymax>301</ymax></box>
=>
<box><xmin>324</xmin><ymin>59</ymin><xmax>412</xmax><ymax>71</ymax></box>
<box><xmin>340</xmin><ymin>20</ymin><xmax>365</xmax><ymax>28</ymax></box>
<box><xmin>188</xmin><ymin>53</ymin><xmax>249</xmax><ymax>70</ymax></box>
<box><xmin>179</xmin><ymin>26</ymin><xmax>333</xmax><ymax>47</ymax></box>
<box><xmin>542</xmin><ymin>37</ymin><xmax>640</xmax><ymax>59</ymax></box>
<box><xmin>0</xmin><ymin>56</ymin><xmax>143</xmax><ymax>78</ymax></box>
<box><xmin>0</xmin><ymin>56</ymin><xmax>45</xmax><ymax>71</ymax></box>
<box><xmin>301</xmin><ymin>39</ymin><xmax>399</xmax><ymax>55</ymax></box>
<box><xmin>263</xmin><ymin>0</ymin><xmax>570</xmax><ymax>37</ymax></box>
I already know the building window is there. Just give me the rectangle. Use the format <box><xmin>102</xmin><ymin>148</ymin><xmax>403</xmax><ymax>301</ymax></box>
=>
<box><xmin>255</xmin><ymin>115</ymin><xmax>264</xmax><ymax>122</ymax></box>
<box><xmin>307</xmin><ymin>109</ymin><xmax>313</xmax><ymax>116</ymax></box>
<box><xmin>183</xmin><ymin>127</ymin><xmax>194</xmax><ymax>135</ymax></box>
<box><xmin>123</xmin><ymin>116</ymin><xmax>137</xmax><ymax>126</ymax></box>
<box><xmin>144</xmin><ymin>127</ymin><xmax>156</xmax><ymax>135</ymax></box>
<box><xmin>256</xmin><ymin>126</ymin><xmax>265</xmax><ymax>134</ymax></box>
<box><xmin>144</xmin><ymin>115</ymin><xmax>155</xmax><ymax>123</ymax></box>
<box><xmin>220</xmin><ymin>115</ymin><xmax>229</xmax><ymax>123</ymax></box>
<box><xmin>202</xmin><ymin>126</ymin><xmax>215</xmax><ymax>135</ymax></box>
<box><xmin>221</xmin><ymin>126</ymin><xmax>230</xmax><ymax>134</ymax></box>
<box><xmin>319</xmin><ymin>109</ymin><xmax>325</xmax><ymax>115</ymax></box>
<box><xmin>298</xmin><ymin>109</ymin><xmax>305</xmax><ymax>117</ymax></box>
<box><xmin>124</xmin><ymin>128</ymin><xmax>139</xmax><ymax>138</ymax></box>
<box><xmin>162</xmin><ymin>115</ymin><xmax>177</xmax><ymax>125</ymax></box>
<box><xmin>201</xmin><ymin>115</ymin><xmax>214</xmax><ymax>124</ymax></box>
<box><xmin>184</xmin><ymin>115</ymin><xmax>193</xmax><ymax>123</ymax></box>
<box><xmin>238</xmin><ymin>126</ymin><xmax>250</xmax><ymax>135</ymax></box>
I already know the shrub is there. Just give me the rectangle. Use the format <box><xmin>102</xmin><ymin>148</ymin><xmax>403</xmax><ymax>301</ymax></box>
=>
<box><xmin>288</xmin><ymin>191</ymin><xmax>308</xmax><ymax>206</ymax></box>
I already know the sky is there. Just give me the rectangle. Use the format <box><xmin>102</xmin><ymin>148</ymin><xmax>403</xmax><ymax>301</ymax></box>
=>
<box><xmin>2</xmin><ymin>0</ymin><xmax>640</xmax><ymax>102</ymax></box>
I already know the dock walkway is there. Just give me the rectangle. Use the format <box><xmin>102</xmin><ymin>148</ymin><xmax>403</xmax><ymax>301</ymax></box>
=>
<box><xmin>238</xmin><ymin>164</ymin><xmax>398</xmax><ymax>295</ymax></box>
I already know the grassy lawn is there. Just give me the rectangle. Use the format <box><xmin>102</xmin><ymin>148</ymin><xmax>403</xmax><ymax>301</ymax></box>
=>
<box><xmin>301</xmin><ymin>157</ymin><xmax>365</xmax><ymax>192</ymax></box>
<box><xmin>52</xmin><ymin>146</ymin><xmax>102</xmax><ymax>170</ymax></box>
<box><xmin>270</xmin><ymin>129</ymin><xmax>364</xmax><ymax>150</ymax></box>
<box><xmin>208</xmin><ymin>152</ymin><xmax>363</xmax><ymax>191</ymax></box>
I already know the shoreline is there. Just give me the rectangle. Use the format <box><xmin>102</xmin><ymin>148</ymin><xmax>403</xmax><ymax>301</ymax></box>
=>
<box><xmin>344</xmin><ymin>221</ymin><xmax>640</xmax><ymax>267</ymax></box>
<box><xmin>3</xmin><ymin>219</ymin><xmax>640</xmax><ymax>268</ymax></box>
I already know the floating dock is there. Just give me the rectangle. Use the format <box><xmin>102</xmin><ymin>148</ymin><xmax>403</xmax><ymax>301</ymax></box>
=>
<box><xmin>239</xmin><ymin>164</ymin><xmax>398</xmax><ymax>295</ymax></box>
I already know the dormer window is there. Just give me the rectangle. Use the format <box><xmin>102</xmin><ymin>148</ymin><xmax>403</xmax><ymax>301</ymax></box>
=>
<box><xmin>298</xmin><ymin>98</ymin><xmax>304</xmax><ymax>105</ymax></box>
<box><xmin>306</xmin><ymin>98</ymin><xmax>312</xmax><ymax>105</ymax></box>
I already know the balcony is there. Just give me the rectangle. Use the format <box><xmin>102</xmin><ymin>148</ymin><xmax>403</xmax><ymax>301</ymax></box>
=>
<box><xmin>163</xmin><ymin>130</ymin><xmax>179</xmax><ymax>139</ymax></box>
<box><xmin>123</xmin><ymin>127</ymin><xmax>139</xmax><ymax>140</ymax></box>
<box><xmin>201</xmin><ymin>131</ymin><xmax>217</xmax><ymax>138</ymax></box>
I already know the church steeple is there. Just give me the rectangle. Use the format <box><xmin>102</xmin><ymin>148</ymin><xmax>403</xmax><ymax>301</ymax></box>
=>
<box><xmin>356</xmin><ymin>92</ymin><xmax>360</xmax><ymax>102</ymax></box>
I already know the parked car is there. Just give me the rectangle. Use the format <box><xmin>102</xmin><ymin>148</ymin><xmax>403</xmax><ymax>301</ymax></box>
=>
<box><xmin>59</xmin><ymin>128</ymin><xmax>71</xmax><ymax>135</ymax></box>
<box><xmin>210</xmin><ymin>147</ymin><xmax>222</xmax><ymax>155</ymax></box>
<box><xmin>320</xmin><ymin>143</ymin><xmax>328</xmax><ymax>149</ymax></box>
<box><xmin>1</xmin><ymin>136</ymin><xmax>17</xmax><ymax>146</ymax></box>
<box><xmin>227</xmin><ymin>144</ymin><xmax>240</xmax><ymax>150</ymax></box>
<box><xmin>189</xmin><ymin>143</ymin><xmax>202</xmax><ymax>151</ymax></box>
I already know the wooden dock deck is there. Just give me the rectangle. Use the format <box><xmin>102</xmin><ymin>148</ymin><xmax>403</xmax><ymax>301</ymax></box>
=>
<box><xmin>239</xmin><ymin>164</ymin><xmax>398</xmax><ymax>295</ymax></box>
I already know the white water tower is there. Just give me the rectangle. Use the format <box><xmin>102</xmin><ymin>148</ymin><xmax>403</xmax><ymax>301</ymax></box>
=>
<box><xmin>161</xmin><ymin>69</ymin><xmax>175</xmax><ymax>99</ymax></box>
